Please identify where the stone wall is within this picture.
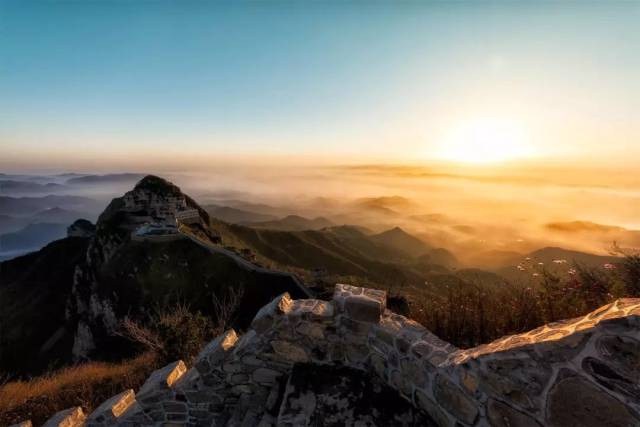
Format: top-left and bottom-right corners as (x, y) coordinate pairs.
(23, 284), (640, 427)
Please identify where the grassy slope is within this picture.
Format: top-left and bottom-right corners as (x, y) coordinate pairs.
(211, 219), (427, 284)
(0, 353), (158, 426)
(98, 237), (308, 329)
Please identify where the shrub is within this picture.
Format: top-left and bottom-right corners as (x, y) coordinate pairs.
(119, 304), (214, 365)
(118, 288), (243, 365)
(410, 251), (640, 348)
(622, 252), (640, 294)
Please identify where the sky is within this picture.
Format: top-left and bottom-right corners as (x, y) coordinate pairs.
(1, 0), (639, 171)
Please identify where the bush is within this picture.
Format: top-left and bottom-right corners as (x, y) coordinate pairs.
(118, 289), (243, 365)
(119, 304), (214, 365)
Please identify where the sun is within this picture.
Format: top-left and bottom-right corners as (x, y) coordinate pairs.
(437, 118), (533, 163)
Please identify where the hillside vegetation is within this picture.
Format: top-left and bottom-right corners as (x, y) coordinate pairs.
(210, 220), (434, 283)
(0, 353), (158, 427)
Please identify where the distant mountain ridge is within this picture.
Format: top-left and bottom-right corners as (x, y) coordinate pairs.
(65, 173), (145, 185)
(0, 196), (102, 256)
(32, 207), (89, 223)
(0, 180), (67, 194)
(205, 204), (278, 224)
(0, 195), (100, 216)
(247, 215), (334, 231)
(370, 226), (432, 257)
(0, 223), (68, 254)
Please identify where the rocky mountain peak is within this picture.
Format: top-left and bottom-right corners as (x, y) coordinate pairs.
(132, 175), (183, 197)
(67, 219), (96, 238)
(95, 176), (208, 234)
(67, 176), (211, 360)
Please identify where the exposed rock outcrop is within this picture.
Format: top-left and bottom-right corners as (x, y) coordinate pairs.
(32, 284), (640, 427)
(67, 219), (96, 238)
(67, 176), (211, 360)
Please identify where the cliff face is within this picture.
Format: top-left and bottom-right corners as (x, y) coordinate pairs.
(67, 176), (210, 360)
(0, 237), (90, 375)
(30, 284), (640, 427)
(63, 175), (304, 364)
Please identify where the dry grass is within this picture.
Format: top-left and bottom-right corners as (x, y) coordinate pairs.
(0, 353), (158, 426)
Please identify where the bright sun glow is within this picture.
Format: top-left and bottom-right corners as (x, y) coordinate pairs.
(437, 119), (533, 163)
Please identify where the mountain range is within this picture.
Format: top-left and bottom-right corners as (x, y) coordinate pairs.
(245, 215), (334, 231)
(0, 195), (102, 259)
(0, 175), (627, 378)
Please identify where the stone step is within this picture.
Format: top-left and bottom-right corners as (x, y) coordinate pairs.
(136, 360), (187, 406)
(42, 407), (86, 427)
(194, 329), (238, 376)
(86, 389), (136, 426)
(250, 293), (293, 333)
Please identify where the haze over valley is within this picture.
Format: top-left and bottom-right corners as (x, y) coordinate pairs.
(2, 163), (637, 264)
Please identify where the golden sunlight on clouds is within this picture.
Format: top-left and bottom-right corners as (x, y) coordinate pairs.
(435, 118), (534, 164)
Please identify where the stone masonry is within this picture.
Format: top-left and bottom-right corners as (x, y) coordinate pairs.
(23, 284), (640, 427)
